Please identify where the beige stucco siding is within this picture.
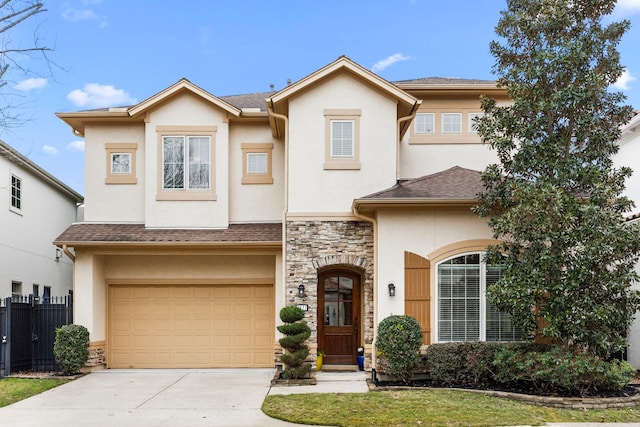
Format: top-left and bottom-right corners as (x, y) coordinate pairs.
(228, 123), (284, 222)
(83, 124), (145, 222)
(375, 209), (494, 343)
(287, 73), (398, 213)
(144, 93), (231, 228)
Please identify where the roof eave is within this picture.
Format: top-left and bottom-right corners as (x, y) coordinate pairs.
(54, 240), (283, 249)
(56, 111), (134, 137)
(353, 198), (478, 212)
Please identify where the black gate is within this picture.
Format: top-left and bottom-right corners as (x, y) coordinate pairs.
(0, 295), (73, 377)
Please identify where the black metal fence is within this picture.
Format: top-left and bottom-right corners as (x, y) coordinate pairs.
(0, 295), (73, 377)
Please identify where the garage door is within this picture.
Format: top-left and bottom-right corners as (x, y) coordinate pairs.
(108, 285), (274, 368)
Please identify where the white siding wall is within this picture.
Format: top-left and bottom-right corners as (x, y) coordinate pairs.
(0, 155), (79, 298)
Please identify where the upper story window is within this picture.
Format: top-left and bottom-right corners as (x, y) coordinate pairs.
(156, 126), (217, 201)
(330, 120), (354, 158)
(441, 113), (462, 134)
(11, 174), (21, 210)
(163, 136), (211, 190)
(437, 253), (524, 342)
(324, 109), (361, 170)
(12, 281), (22, 299)
(415, 113), (435, 134)
(468, 113), (484, 134)
(241, 143), (274, 184)
(105, 143), (137, 184)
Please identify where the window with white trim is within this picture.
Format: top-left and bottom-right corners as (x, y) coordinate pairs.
(468, 113), (484, 134)
(330, 120), (354, 158)
(415, 113), (435, 134)
(442, 113), (462, 134)
(323, 109), (361, 170)
(162, 136), (211, 190)
(11, 174), (21, 210)
(437, 253), (524, 342)
(247, 153), (268, 174)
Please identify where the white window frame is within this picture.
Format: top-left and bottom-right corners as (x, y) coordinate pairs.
(415, 113), (435, 134)
(468, 112), (484, 134)
(436, 252), (524, 343)
(247, 152), (268, 175)
(162, 135), (211, 191)
(323, 109), (361, 170)
(442, 113), (462, 134)
(156, 126), (217, 201)
(110, 153), (132, 175)
(11, 174), (21, 211)
(330, 120), (354, 158)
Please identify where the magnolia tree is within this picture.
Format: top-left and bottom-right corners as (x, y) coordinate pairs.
(474, 0), (640, 357)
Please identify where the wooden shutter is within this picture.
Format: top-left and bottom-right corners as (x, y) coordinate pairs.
(404, 251), (431, 344)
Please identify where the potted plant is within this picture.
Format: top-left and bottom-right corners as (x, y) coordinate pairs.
(316, 350), (325, 371)
(356, 347), (365, 371)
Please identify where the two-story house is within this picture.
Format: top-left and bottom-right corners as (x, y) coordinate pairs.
(57, 56), (627, 372)
(1, 140), (83, 302)
(615, 111), (640, 369)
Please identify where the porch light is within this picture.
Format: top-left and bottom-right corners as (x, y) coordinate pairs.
(298, 284), (306, 298)
(388, 282), (396, 297)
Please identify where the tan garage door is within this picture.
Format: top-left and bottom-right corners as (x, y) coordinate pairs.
(108, 285), (274, 368)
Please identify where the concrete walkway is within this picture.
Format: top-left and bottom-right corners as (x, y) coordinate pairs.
(0, 369), (330, 427)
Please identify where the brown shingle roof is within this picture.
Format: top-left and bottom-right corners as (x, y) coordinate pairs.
(54, 223), (282, 246)
(393, 77), (496, 86)
(219, 92), (272, 111)
(362, 166), (483, 200)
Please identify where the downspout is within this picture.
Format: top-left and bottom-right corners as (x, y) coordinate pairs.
(61, 244), (75, 262)
(352, 202), (379, 373)
(396, 101), (421, 181)
(267, 102), (289, 336)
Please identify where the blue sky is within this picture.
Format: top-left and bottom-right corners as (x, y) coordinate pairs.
(5, 0), (640, 195)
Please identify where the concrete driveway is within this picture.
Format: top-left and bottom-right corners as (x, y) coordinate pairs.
(0, 369), (315, 427)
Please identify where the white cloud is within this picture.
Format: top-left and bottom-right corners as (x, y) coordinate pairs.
(61, 1), (107, 26)
(66, 140), (85, 152)
(62, 7), (98, 22)
(41, 145), (59, 155)
(372, 53), (412, 72)
(15, 78), (48, 91)
(616, 0), (640, 15)
(67, 83), (136, 108)
(613, 69), (636, 91)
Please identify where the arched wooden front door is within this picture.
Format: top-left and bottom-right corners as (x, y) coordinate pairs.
(317, 270), (360, 365)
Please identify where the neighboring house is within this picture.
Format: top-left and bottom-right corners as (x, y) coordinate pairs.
(55, 56), (629, 371)
(1, 140), (83, 302)
(615, 111), (640, 369)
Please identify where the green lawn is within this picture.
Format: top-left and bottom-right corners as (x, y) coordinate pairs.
(0, 378), (69, 407)
(262, 389), (640, 427)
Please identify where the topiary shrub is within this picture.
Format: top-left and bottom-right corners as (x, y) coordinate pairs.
(277, 306), (312, 379)
(53, 324), (90, 375)
(375, 315), (422, 384)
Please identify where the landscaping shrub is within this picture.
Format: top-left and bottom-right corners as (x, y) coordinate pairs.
(375, 315), (422, 384)
(492, 346), (636, 396)
(53, 324), (90, 375)
(423, 342), (543, 388)
(277, 306), (312, 379)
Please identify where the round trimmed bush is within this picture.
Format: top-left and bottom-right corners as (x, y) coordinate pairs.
(53, 324), (90, 375)
(375, 315), (422, 384)
(277, 306), (312, 379)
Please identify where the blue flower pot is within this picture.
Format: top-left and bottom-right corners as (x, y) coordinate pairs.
(357, 355), (365, 371)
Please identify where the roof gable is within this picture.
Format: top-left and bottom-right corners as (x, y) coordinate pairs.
(268, 56), (417, 107)
(128, 78), (242, 118)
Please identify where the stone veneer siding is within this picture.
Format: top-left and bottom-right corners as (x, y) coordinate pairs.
(283, 220), (375, 369)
